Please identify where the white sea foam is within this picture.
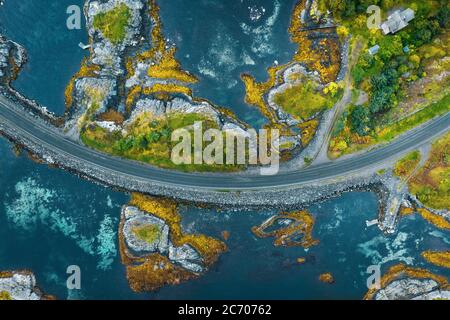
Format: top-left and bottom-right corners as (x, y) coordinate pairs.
(96, 215), (117, 270)
(198, 59), (218, 78)
(240, 0), (281, 57)
(4, 177), (117, 270)
(357, 232), (415, 266)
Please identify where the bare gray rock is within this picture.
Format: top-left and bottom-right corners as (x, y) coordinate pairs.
(122, 206), (170, 255)
(0, 271), (48, 300)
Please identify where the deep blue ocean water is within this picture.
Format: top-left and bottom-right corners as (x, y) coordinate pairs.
(0, 0), (88, 115)
(0, 0), (448, 300)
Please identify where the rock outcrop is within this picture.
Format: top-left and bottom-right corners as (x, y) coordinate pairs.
(0, 36), (26, 85)
(86, 0), (144, 75)
(0, 271), (54, 300)
(121, 205), (204, 273)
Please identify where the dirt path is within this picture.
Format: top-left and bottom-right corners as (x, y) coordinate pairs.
(313, 38), (365, 164)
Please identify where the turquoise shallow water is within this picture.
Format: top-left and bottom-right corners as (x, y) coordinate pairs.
(0, 0), (448, 300)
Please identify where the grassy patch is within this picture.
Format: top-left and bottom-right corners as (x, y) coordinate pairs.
(330, 94), (450, 158)
(93, 3), (131, 44)
(142, 84), (192, 98)
(80, 112), (242, 173)
(274, 81), (339, 121)
(376, 94), (450, 143)
(0, 291), (12, 300)
(132, 224), (162, 245)
(394, 151), (421, 178)
(409, 132), (450, 210)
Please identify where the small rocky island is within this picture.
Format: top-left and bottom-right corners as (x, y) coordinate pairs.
(364, 264), (450, 300)
(0, 271), (54, 300)
(119, 194), (226, 292)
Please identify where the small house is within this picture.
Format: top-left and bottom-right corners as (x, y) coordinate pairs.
(381, 8), (415, 35)
(368, 45), (380, 56)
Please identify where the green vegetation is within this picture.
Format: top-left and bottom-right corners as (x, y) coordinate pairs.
(394, 150), (421, 178)
(330, 93), (450, 156)
(376, 94), (450, 142)
(409, 132), (450, 210)
(0, 291), (12, 300)
(80, 112), (242, 172)
(327, 0), (449, 158)
(274, 80), (342, 121)
(93, 4), (131, 44)
(132, 224), (162, 245)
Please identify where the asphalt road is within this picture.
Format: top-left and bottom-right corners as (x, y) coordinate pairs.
(0, 95), (449, 191)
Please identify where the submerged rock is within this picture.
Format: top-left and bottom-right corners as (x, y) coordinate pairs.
(319, 272), (335, 284)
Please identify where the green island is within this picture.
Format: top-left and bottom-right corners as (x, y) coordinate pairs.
(0, 290), (12, 300)
(93, 3), (131, 44)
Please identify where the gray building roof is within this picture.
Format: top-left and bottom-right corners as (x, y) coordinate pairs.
(368, 45), (380, 55)
(381, 8), (415, 35)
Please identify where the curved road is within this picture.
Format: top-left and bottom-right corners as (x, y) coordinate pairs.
(0, 94), (449, 191)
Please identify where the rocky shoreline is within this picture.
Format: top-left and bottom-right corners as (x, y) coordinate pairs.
(0, 0), (446, 236)
(0, 270), (54, 300)
(119, 194), (227, 292)
(0, 94), (443, 235)
(364, 264), (450, 300)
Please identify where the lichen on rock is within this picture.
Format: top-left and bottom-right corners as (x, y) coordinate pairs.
(318, 272), (335, 284)
(119, 194), (227, 292)
(0, 35), (27, 86)
(422, 251), (450, 269)
(364, 263), (450, 300)
(0, 270), (55, 300)
(252, 210), (319, 248)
